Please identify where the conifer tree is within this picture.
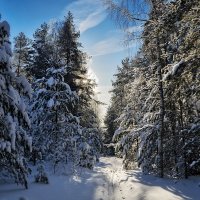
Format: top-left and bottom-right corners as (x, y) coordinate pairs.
(58, 12), (94, 114)
(13, 32), (33, 77)
(30, 15), (102, 170)
(31, 23), (54, 79)
(106, 0), (200, 178)
(58, 12), (102, 154)
(0, 20), (32, 188)
(31, 65), (80, 171)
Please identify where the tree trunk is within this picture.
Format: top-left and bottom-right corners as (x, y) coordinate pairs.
(179, 98), (188, 179)
(156, 36), (165, 178)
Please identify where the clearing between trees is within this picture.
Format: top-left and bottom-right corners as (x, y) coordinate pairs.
(0, 157), (199, 200)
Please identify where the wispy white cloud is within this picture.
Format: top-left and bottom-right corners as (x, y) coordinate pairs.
(108, 25), (143, 35)
(88, 37), (137, 57)
(79, 9), (106, 33)
(88, 38), (122, 56)
(63, 0), (107, 33)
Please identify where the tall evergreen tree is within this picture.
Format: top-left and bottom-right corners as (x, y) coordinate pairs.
(0, 20), (32, 188)
(106, 0), (200, 178)
(31, 65), (79, 170)
(13, 32), (33, 77)
(58, 12), (91, 110)
(29, 14), (102, 170)
(104, 58), (133, 144)
(58, 12), (102, 148)
(31, 23), (54, 79)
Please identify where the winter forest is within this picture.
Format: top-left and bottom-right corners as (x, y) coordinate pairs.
(0, 0), (199, 200)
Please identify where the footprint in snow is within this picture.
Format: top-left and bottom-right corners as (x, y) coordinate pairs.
(130, 186), (134, 190)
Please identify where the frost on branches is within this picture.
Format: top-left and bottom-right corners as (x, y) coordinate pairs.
(106, 0), (200, 178)
(31, 65), (99, 172)
(0, 20), (32, 188)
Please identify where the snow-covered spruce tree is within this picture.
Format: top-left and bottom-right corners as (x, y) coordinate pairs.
(58, 12), (82, 84)
(138, 0), (200, 178)
(31, 66), (80, 171)
(26, 22), (52, 165)
(105, 0), (161, 174)
(29, 14), (101, 170)
(13, 32), (33, 77)
(112, 55), (153, 170)
(74, 66), (102, 164)
(160, 0), (200, 177)
(104, 106), (118, 144)
(0, 20), (32, 188)
(106, 0), (200, 178)
(74, 65), (102, 164)
(134, 0), (199, 178)
(58, 12), (90, 112)
(58, 12), (102, 163)
(80, 102), (102, 166)
(31, 65), (101, 171)
(31, 23), (54, 79)
(104, 58), (133, 145)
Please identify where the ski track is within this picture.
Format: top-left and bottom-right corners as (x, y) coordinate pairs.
(94, 157), (200, 200)
(0, 157), (200, 200)
(96, 157), (134, 200)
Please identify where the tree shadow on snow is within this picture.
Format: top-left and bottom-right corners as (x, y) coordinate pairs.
(0, 167), (113, 200)
(60, 168), (113, 200)
(0, 186), (25, 194)
(96, 161), (112, 168)
(124, 169), (200, 200)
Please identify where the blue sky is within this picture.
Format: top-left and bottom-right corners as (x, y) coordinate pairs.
(1, 0), (140, 119)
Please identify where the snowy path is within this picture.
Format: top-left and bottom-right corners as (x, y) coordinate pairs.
(0, 157), (200, 200)
(94, 157), (200, 200)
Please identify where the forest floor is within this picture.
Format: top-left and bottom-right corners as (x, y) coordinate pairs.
(0, 157), (200, 200)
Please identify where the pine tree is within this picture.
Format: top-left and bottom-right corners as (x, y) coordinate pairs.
(13, 32), (33, 77)
(104, 105), (118, 143)
(28, 13), (102, 171)
(31, 23), (54, 79)
(106, 0), (200, 178)
(0, 20), (32, 188)
(58, 12), (102, 157)
(58, 12), (89, 111)
(58, 12), (82, 75)
(31, 65), (79, 170)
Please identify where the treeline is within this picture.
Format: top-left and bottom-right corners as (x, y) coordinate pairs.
(0, 12), (102, 188)
(105, 0), (200, 178)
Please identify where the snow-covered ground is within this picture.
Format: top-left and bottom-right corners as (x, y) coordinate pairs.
(0, 157), (200, 200)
